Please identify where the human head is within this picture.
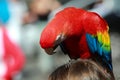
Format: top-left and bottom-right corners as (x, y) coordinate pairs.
(68, 59), (112, 80)
(49, 59), (113, 80)
(48, 62), (71, 80)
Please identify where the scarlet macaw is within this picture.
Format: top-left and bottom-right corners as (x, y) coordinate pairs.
(40, 7), (113, 71)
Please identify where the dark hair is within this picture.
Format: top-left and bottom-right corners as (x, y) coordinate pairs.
(49, 59), (113, 80)
(48, 62), (71, 80)
(68, 59), (112, 80)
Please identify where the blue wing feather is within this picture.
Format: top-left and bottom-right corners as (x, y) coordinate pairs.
(86, 33), (112, 70)
(86, 34), (97, 53)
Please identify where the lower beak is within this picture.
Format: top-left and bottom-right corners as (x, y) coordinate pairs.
(44, 48), (55, 55)
(44, 45), (58, 55)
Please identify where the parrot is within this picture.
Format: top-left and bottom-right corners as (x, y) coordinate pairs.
(40, 7), (113, 74)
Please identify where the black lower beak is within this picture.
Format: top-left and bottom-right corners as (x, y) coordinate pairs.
(44, 45), (58, 55)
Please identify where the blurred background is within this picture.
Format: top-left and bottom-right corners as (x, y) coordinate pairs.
(0, 0), (120, 80)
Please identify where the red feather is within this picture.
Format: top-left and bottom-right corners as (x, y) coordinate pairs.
(40, 7), (115, 78)
(40, 7), (108, 59)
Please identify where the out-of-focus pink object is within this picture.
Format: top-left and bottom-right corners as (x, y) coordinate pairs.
(0, 27), (25, 80)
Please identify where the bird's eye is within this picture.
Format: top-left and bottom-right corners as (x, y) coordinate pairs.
(55, 33), (66, 46)
(55, 34), (62, 45)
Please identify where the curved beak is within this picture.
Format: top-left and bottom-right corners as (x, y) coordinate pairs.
(44, 46), (57, 55)
(44, 33), (66, 55)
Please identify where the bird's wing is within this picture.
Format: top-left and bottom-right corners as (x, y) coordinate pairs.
(86, 30), (112, 70)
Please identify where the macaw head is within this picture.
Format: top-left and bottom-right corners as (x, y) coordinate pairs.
(40, 17), (67, 55)
(40, 7), (85, 55)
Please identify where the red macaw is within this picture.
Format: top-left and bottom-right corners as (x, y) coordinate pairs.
(40, 7), (113, 72)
